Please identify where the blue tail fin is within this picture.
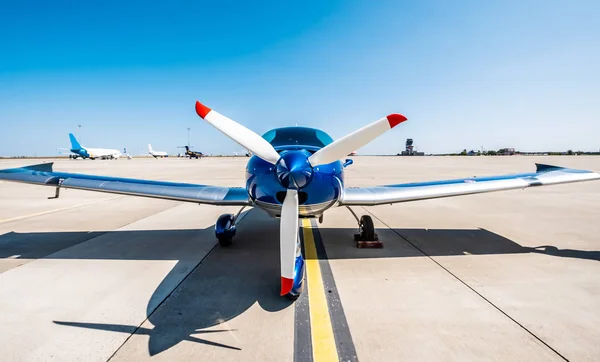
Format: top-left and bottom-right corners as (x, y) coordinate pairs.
(69, 133), (82, 150)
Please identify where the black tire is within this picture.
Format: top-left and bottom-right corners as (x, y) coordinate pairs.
(218, 236), (233, 247)
(360, 215), (375, 241)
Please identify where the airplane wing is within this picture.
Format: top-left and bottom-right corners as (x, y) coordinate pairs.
(339, 163), (600, 206)
(0, 163), (250, 205)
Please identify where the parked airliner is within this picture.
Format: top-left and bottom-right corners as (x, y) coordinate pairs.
(148, 144), (168, 158)
(67, 134), (122, 160)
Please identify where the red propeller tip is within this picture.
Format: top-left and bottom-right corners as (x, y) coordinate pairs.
(195, 101), (212, 119)
(387, 114), (408, 128)
(280, 277), (294, 296)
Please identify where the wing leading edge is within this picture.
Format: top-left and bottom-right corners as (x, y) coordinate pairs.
(0, 163), (250, 205)
(340, 163), (600, 206)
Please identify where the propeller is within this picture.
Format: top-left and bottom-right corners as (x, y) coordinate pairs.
(195, 101), (280, 164)
(308, 114), (407, 166)
(195, 100), (406, 296)
(279, 189), (299, 295)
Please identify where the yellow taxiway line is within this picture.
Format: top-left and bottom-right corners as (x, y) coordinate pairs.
(301, 218), (339, 361)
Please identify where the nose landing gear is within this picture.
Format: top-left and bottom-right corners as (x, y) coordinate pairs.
(285, 238), (305, 300)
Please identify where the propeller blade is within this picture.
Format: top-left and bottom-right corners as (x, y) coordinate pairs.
(195, 101), (281, 164)
(308, 114), (407, 166)
(280, 189), (299, 296)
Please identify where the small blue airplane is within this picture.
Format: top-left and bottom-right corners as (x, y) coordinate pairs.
(1, 101), (599, 298)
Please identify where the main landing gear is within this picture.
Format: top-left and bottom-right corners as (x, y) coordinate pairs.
(215, 206), (247, 247)
(346, 207), (382, 248)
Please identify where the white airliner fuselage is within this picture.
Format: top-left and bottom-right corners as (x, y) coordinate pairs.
(85, 148), (121, 159)
(148, 144), (168, 158)
(68, 133), (122, 160)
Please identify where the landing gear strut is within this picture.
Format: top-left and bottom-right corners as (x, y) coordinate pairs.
(347, 207), (382, 248)
(215, 206), (246, 247)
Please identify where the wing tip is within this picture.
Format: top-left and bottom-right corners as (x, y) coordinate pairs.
(195, 101), (212, 119)
(280, 277), (293, 296)
(535, 163), (563, 173)
(387, 114), (408, 128)
(23, 162), (54, 172)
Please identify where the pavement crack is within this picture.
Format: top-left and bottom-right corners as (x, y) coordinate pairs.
(364, 208), (570, 362)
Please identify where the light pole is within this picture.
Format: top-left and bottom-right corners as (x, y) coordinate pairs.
(78, 124), (82, 144)
(187, 128), (191, 148)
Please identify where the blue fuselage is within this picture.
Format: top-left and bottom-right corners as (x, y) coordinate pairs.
(245, 127), (344, 217)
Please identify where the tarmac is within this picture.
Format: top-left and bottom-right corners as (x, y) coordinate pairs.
(0, 156), (599, 362)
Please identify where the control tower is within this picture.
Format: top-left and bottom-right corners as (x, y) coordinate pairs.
(405, 138), (414, 155)
(400, 138), (424, 156)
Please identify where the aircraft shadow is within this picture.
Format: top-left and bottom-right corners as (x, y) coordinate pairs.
(318, 224), (600, 262)
(1, 209), (598, 356)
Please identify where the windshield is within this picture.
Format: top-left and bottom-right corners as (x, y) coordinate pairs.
(262, 127), (334, 150)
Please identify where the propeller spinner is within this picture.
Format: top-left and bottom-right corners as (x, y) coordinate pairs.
(276, 151), (314, 189)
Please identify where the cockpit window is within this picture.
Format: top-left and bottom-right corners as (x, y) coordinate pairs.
(262, 127), (334, 149)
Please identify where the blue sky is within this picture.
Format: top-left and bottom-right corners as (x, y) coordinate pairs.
(1, 0), (599, 156)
